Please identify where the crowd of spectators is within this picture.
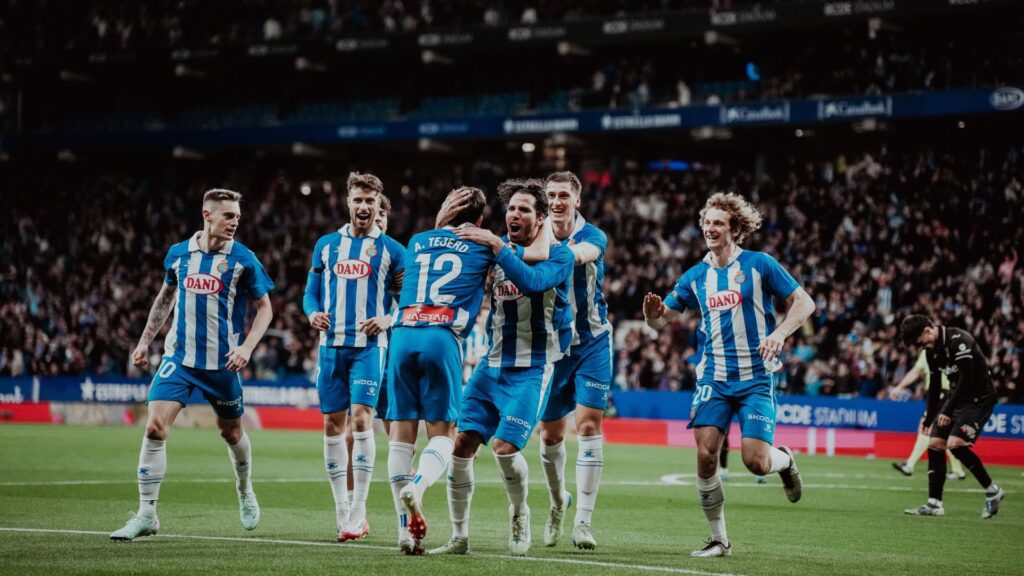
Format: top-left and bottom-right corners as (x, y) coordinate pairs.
(6, 2), (1020, 135)
(2, 1), (815, 56)
(2, 141), (1023, 405)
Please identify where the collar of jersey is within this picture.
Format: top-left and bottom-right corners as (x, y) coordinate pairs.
(188, 231), (234, 254)
(702, 245), (743, 268)
(339, 224), (382, 239)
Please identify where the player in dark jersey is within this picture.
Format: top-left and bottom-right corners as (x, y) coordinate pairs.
(899, 315), (1005, 519)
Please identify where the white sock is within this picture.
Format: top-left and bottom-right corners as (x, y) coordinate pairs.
(494, 451), (529, 516)
(448, 455), (475, 539)
(324, 434), (350, 526)
(227, 431), (253, 495)
(575, 435), (603, 525)
(388, 441), (415, 531)
(349, 430), (375, 524)
(540, 440), (567, 508)
(137, 437), (166, 517)
(697, 475), (727, 545)
(411, 435), (454, 497)
(928, 497), (943, 507)
(768, 446), (793, 474)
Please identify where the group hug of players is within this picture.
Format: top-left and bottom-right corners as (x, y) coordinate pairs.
(108, 171), (1006, 559)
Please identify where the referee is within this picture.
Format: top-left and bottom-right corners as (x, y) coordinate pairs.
(899, 315), (1005, 519)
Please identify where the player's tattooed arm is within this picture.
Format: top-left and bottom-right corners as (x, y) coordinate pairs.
(131, 284), (177, 366)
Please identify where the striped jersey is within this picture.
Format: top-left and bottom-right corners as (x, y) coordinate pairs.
(304, 224), (405, 348)
(162, 232), (275, 370)
(559, 214), (611, 346)
(394, 226), (496, 339)
(486, 241), (575, 368)
(664, 246), (799, 382)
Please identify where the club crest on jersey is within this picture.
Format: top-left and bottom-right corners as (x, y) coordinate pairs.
(494, 279), (523, 301)
(333, 259), (371, 279)
(734, 270), (746, 284)
(216, 260), (229, 274)
(706, 289), (742, 312)
(365, 245), (378, 258)
(184, 273), (224, 295)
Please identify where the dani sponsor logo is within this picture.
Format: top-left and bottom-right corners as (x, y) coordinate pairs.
(184, 273), (223, 295)
(333, 259), (371, 279)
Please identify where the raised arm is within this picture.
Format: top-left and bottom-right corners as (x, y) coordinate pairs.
(131, 283), (177, 367)
(643, 292), (681, 330)
(521, 223), (551, 263)
(569, 242), (602, 266)
(493, 245), (573, 294)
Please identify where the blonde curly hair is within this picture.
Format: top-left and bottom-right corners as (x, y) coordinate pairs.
(699, 192), (763, 245)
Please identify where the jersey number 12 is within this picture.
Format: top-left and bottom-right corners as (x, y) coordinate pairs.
(414, 253), (462, 305)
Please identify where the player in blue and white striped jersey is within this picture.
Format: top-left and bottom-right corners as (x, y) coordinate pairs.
(303, 172), (406, 542)
(643, 192), (815, 558)
(536, 171), (613, 551)
(111, 189), (275, 542)
(387, 186), (520, 555)
(429, 179), (575, 558)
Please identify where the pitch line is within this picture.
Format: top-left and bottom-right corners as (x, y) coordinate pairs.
(0, 527), (744, 576)
(0, 476), (1013, 495)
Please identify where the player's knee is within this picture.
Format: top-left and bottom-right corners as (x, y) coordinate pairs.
(351, 410), (373, 432)
(453, 433), (478, 458)
(219, 426), (242, 445)
(323, 413), (345, 436)
(492, 440), (520, 456)
(145, 421), (169, 441)
(742, 453), (771, 476)
(928, 437), (946, 451)
(540, 427), (564, 445)
(576, 418), (601, 437)
(948, 439), (969, 452)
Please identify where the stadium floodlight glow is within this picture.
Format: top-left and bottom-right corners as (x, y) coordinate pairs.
(295, 57), (326, 72)
(172, 146), (203, 160)
(300, 183), (312, 196)
(522, 142), (536, 153)
(557, 41), (590, 57)
(291, 142), (325, 156)
(173, 64), (207, 78)
(58, 69), (92, 82)
(420, 50), (453, 65)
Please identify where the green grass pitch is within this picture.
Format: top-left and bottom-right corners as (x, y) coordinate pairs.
(1, 424), (1021, 576)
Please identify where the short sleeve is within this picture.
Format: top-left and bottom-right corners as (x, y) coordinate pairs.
(577, 226), (608, 256)
(914, 350), (928, 372)
(664, 272), (699, 313)
(163, 248), (179, 285)
(388, 238), (406, 276)
(759, 254), (799, 300)
(310, 237), (327, 273)
(244, 254), (276, 300)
